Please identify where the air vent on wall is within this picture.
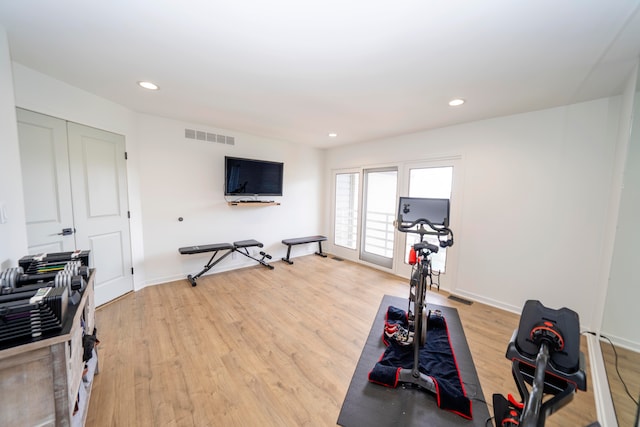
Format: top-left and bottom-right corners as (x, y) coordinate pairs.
(184, 128), (235, 145)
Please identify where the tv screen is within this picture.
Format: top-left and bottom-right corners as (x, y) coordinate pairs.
(224, 156), (284, 196)
(397, 197), (450, 226)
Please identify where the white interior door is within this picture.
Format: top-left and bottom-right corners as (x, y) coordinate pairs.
(67, 122), (133, 306)
(17, 109), (76, 253)
(17, 108), (133, 305)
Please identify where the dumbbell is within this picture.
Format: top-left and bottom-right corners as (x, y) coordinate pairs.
(53, 272), (85, 291)
(0, 267), (23, 289)
(63, 261), (89, 279)
(0, 265), (87, 291)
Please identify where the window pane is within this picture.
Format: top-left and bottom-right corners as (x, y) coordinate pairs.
(335, 173), (359, 249)
(409, 167), (452, 198)
(406, 167), (453, 272)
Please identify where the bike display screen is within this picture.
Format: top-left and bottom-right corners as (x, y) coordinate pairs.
(397, 197), (450, 226)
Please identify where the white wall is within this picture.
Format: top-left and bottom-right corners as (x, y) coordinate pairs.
(325, 97), (623, 330)
(602, 88), (640, 350)
(0, 26), (28, 269)
(136, 113), (324, 286)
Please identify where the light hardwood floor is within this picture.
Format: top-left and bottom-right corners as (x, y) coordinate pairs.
(601, 341), (640, 427)
(87, 255), (597, 426)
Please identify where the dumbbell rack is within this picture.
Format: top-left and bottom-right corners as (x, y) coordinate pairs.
(0, 266), (98, 427)
(0, 286), (69, 344)
(0, 251), (91, 345)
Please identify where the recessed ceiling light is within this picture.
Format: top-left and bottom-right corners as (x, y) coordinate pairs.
(138, 81), (159, 90)
(449, 98), (465, 107)
(328, 133), (338, 138)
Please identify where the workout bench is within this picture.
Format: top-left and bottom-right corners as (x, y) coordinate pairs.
(179, 239), (274, 287)
(281, 235), (327, 264)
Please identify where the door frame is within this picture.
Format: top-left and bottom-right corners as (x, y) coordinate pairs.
(328, 155), (463, 292)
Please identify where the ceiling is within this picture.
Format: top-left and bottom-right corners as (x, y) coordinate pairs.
(1, 1), (640, 148)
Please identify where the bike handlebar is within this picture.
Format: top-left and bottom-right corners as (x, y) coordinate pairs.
(396, 215), (454, 248)
(396, 216), (442, 233)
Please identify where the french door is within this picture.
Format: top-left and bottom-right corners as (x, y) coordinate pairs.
(331, 158), (460, 291)
(359, 167), (398, 268)
(396, 159), (459, 284)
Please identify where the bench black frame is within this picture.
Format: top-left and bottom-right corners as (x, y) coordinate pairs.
(179, 240), (273, 286)
(281, 235), (327, 264)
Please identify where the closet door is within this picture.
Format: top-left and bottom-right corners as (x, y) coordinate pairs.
(17, 108), (133, 305)
(67, 122), (133, 305)
(17, 109), (76, 253)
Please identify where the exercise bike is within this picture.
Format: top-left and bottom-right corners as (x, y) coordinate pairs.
(393, 197), (455, 392)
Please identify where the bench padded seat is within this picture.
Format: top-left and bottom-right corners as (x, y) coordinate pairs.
(233, 239), (264, 248)
(281, 235), (327, 245)
(179, 243), (234, 255)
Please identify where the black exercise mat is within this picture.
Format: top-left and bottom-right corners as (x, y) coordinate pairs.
(337, 295), (491, 426)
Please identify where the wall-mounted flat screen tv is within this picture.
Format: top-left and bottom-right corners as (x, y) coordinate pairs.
(224, 156), (284, 196)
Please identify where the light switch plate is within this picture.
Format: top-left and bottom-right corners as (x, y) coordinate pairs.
(0, 202), (8, 224)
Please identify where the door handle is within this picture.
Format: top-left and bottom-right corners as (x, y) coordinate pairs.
(58, 228), (75, 236)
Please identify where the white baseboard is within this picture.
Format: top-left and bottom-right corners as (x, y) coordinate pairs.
(599, 331), (640, 354)
(588, 333), (618, 427)
(449, 288), (521, 315)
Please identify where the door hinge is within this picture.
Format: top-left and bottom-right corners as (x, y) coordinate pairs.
(127, 211), (130, 219)
(124, 151), (128, 160)
(131, 267), (134, 275)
